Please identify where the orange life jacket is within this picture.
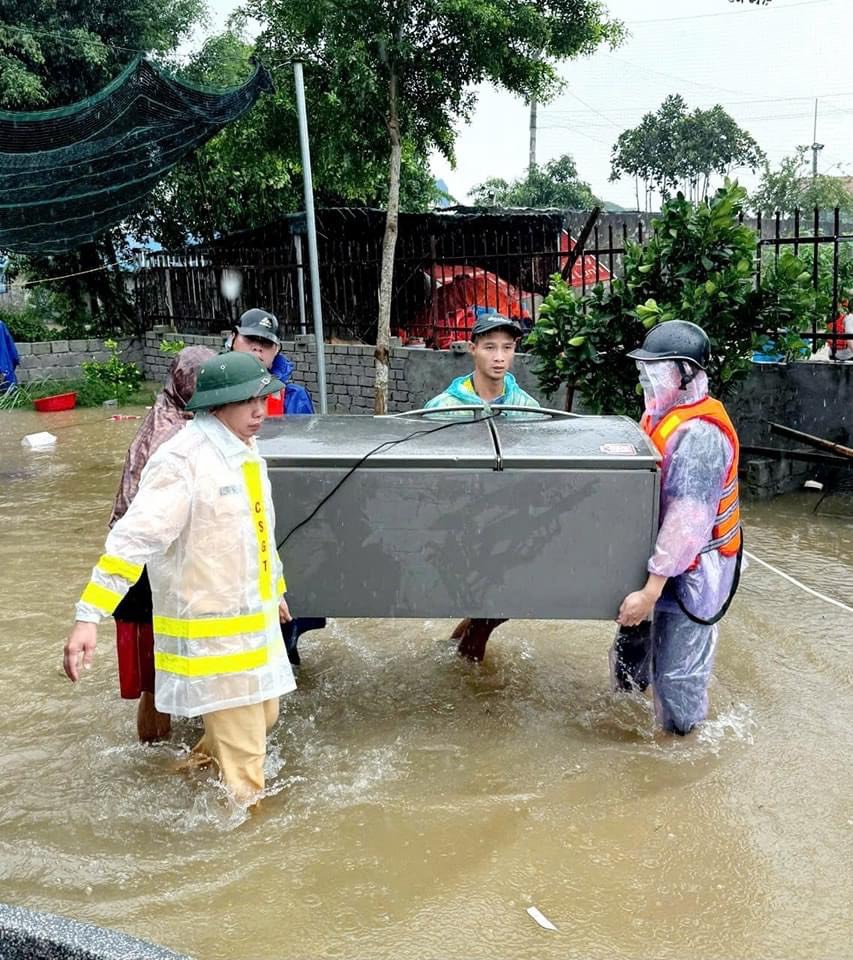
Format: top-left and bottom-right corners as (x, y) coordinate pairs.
(641, 397), (741, 559)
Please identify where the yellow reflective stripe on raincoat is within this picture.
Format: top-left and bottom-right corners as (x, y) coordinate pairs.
(155, 645), (269, 677)
(153, 610), (274, 639)
(80, 581), (123, 614)
(96, 554), (143, 583)
(276, 575), (286, 596)
(242, 460), (273, 602)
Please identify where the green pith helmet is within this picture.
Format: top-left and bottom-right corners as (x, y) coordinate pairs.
(186, 352), (285, 411)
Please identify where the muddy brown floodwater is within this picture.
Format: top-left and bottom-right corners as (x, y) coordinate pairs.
(1, 408), (850, 960)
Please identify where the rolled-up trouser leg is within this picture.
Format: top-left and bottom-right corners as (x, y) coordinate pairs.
(115, 620), (142, 699)
(193, 698), (280, 803)
(610, 621), (652, 692)
(651, 609), (718, 736)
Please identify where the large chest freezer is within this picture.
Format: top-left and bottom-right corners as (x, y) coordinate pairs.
(258, 410), (660, 620)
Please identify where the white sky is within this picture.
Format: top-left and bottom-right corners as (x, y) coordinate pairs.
(203, 0), (850, 209)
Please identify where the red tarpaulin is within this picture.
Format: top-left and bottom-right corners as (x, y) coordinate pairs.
(401, 235), (611, 347)
(559, 230), (612, 287)
(404, 265), (535, 348)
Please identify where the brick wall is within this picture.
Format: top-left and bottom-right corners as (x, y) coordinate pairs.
(143, 329), (550, 414)
(15, 337), (143, 383)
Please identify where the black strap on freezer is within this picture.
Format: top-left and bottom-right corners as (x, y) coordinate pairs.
(275, 413), (498, 551)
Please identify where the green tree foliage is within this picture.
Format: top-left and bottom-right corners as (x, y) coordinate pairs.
(749, 146), (853, 217)
(0, 0), (204, 108)
(752, 251), (814, 361)
(246, 0), (624, 411)
(526, 182), (815, 417)
(469, 155), (599, 209)
(135, 27), (441, 248)
(610, 95), (765, 210)
(0, 0), (205, 333)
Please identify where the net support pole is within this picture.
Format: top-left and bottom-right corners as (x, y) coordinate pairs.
(293, 61), (328, 414)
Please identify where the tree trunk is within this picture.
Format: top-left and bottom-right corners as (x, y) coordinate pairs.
(375, 71), (402, 415)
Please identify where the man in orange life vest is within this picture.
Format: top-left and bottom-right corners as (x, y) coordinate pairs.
(612, 320), (742, 736)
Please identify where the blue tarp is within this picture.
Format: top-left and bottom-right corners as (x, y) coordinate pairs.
(271, 353), (314, 414)
(0, 320), (19, 390)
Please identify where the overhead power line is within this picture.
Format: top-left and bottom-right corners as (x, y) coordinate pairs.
(544, 92), (853, 117)
(563, 90), (621, 128)
(537, 124), (612, 146)
(0, 21), (148, 55)
(625, 0), (831, 26)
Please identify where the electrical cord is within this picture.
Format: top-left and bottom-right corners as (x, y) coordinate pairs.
(275, 412), (498, 551)
(675, 530), (744, 626)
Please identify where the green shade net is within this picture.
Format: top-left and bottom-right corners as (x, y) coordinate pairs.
(0, 57), (272, 254)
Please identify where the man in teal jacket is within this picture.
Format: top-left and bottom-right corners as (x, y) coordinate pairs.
(425, 313), (539, 659)
(424, 314), (539, 416)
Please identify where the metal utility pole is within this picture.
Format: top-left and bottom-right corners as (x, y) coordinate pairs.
(811, 98), (824, 181)
(293, 61), (328, 414)
(528, 97), (537, 173)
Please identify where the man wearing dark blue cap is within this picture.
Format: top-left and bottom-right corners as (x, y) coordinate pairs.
(425, 314), (540, 660)
(228, 308), (315, 415)
(424, 314), (539, 416)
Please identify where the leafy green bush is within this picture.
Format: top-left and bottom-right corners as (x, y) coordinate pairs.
(526, 277), (641, 416)
(0, 286), (125, 342)
(81, 338), (144, 404)
(160, 338), (186, 354)
(527, 181), (822, 417)
(0, 287), (88, 341)
(0, 308), (51, 342)
(753, 251), (814, 360)
(29, 286), (88, 332)
(760, 243), (853, 343)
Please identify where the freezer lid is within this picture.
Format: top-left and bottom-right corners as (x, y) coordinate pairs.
(492, 415), (659, 470)
(258, 414), (498, 468)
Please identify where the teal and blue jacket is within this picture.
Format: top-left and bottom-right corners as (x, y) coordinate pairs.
(424, 372), (540, 417)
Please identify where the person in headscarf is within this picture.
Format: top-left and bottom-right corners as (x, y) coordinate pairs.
(611, 320), (742, 736)
(110, 345), (215, 742)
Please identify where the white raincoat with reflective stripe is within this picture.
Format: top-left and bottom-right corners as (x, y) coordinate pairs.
(75, 413), (295, 717)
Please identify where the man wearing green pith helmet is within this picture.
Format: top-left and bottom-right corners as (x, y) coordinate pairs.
(64, 352), (296, 805)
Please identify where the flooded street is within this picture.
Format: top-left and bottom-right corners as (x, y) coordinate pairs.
(1, 408), (850, 960)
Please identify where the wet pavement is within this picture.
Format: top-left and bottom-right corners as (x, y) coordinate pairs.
(0, 408), (850, 960)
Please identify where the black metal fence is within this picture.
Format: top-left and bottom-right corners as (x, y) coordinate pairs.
(134, 211), (644, 344)
(134, 248), (305, 338)
(135, 206), (853, 359)
(754, 207), (853, 358)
